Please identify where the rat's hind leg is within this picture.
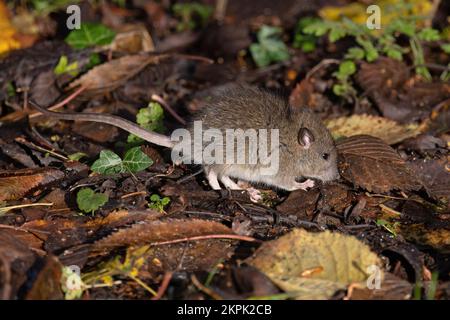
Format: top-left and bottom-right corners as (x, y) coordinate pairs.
(204, 166), (221, 190)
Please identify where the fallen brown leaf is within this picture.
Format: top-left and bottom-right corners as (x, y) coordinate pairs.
(337, 135), (422, 193)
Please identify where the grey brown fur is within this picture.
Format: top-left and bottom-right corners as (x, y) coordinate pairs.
(189, 85), (338, 191)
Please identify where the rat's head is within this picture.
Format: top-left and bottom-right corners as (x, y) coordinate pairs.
(277, 108), (339, 190)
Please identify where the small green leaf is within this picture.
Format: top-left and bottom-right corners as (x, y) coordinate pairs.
(54, 55), (79, 77)
(150, 194), (160, 202)
(91, 150), (124, 174)
(386, 48), (403, 60)
(332, 84), (347, 96)
(6, 81), (15, 97)
(441, 43), (450, 54)
(65, 23), (116, 49)
(303, 21), (330, 37)
(329, 27), (347, 42)
(417, 28), (441, 42)
(338, 61), (356, 78)
(293, 17), (320, 52)
(127, 102), (165, 143)
(68, 152), (87, 161)
(76, 187), (108, 214)
(389, 20), (416, 37)
(376, 219), (398, 237)
(345, 47), (365, 60)
(87, 52), (101, 69)
(122, 147), (153, 173)
(148, 194), (170, 212)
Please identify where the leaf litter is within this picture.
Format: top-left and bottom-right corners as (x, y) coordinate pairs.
(0, 0), (449, 300)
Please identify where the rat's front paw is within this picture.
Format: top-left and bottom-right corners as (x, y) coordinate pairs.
(293, 178), (315, 191)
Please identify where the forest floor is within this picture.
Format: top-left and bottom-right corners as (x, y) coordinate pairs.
(0, 0), (449, 300)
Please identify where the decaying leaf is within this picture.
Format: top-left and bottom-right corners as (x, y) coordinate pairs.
(408, 157), (450, 203)
(92, 219), (238, 276)
(247, 229), (383, 300)
(337, 135), (422, 193)
(356, 57), (450, 122)
(93, 218), (234, 252)
(25, 255), (64, 300)
(67, 53), (170, 94)
(326, 114), (421, 145)
(0, 167), (64, 201)
(399, 224), (450, 254)
(0, 229), (38, 299)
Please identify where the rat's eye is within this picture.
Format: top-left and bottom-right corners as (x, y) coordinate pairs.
(322, 153), (329, 160)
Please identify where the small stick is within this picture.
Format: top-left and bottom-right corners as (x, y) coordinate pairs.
(15, 137), (68, 161)
(149, 234), (259, 246)
(151, 271), (173, 300)
(151, 94), (186, 125)
(29, 86), (86, 119)
(191, 274), (223, 300)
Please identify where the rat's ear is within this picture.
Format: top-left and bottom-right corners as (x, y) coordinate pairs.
(298, 127), (315, 149)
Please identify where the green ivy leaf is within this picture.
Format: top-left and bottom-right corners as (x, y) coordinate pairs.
(417, 28), (441, 42)
(76, 187), (108, 214)
(122, 147), (153, 173)
(249, 44), (271, 67)
(65, 23), (116, 49)
(250, 25), (290, 68)
(91, 150), (123, 174)
(128, 102), (165, 143)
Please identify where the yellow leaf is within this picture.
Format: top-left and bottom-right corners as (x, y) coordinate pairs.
(248, 229), (383, 300)
(0, 1), (20, 54)
(326, 114), (421, 145)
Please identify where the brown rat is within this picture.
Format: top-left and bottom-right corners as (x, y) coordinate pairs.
(29, 85), (339, 195)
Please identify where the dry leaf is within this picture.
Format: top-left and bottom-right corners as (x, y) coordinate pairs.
(67, 53), (169, 94)
(92, 219), (238, 276)
(337, 135), (422, 193)
(326, 114), (421, 145)
(92, 218), (233, 253)
(0, 167), (64, 201)
(399, 224), (450, 254)
(247, 229), (383, 299)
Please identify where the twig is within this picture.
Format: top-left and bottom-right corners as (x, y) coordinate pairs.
(15, 137), (68, 161)
(29, 85), (86, 119)
(191, 274), (223, 300)
(151, 271), (173, 300)
(121, 191), (148, 199)
(150, 234), (259, 247)
(151, 94), (186, 125)
(306, 59), (340, 79)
